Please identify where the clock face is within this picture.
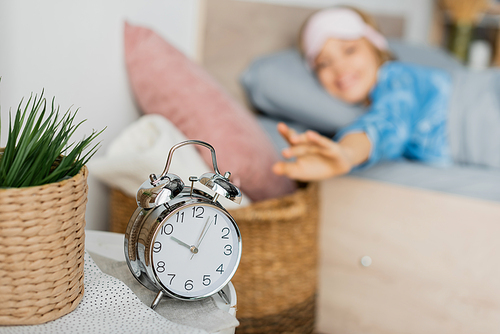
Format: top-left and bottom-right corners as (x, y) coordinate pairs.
(151, 203), (241, 299)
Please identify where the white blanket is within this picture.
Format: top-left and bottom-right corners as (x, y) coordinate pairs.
(89, 115), (250, 209)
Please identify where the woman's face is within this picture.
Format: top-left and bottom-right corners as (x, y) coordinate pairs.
(314, 37), (380, 104)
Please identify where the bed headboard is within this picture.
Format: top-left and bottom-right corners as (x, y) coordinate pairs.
(200, 0), (406, 106)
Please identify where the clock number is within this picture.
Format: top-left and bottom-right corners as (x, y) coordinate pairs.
(167, 273), (176, 285)
(192, 206), (204, 218)
(216, 264), (224, 275)
(156, 261), (165, 273)
(221, 227), (230, 239)
(203, 275), (211, 286)
(185, 280), (194, 291)
(213, 214), (218, 225)
(161, 224), (173, 235)
(224, 244), (232, 256)
(153, 241), (162, 253)
(176, 211), (184, 223)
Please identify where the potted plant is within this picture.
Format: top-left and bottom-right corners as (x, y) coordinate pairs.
(0, 89), (103, 325)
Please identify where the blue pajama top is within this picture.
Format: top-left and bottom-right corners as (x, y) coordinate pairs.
(335, 61), (453, 168)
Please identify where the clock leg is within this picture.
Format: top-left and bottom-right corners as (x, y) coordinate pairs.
(218, 289), (230, 304)
(150, 290), (165, 310)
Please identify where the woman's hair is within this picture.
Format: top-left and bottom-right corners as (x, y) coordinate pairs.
(298, 6), (395, 67)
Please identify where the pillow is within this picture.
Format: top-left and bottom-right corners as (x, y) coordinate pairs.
(240, 42), (464, 135)
(124, 22), (296, 202)
(240, 49), (366, 136)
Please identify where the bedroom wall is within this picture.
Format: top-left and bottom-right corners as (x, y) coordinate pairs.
(0, 0), (201, 231)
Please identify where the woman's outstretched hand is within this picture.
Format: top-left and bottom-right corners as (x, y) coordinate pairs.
(272, 123), (371, 181)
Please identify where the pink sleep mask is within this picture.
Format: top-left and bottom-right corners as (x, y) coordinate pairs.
(302, 8), (388, 67)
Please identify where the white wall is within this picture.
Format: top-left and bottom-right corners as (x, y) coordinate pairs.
(238, 0), (434, 44)
(0, 0), (201, 231)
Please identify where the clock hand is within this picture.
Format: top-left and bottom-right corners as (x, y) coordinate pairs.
(193, 216), (211, 248)
(191, 216), (214, 260)
(197, 218), (213, 249)
(170, 236), (198, 254)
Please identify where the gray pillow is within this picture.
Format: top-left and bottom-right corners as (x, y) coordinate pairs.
(240, 40), (463, 135)
(240, 49), (365, 136)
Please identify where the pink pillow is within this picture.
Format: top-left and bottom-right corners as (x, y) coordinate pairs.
(124, 22), (296, 201)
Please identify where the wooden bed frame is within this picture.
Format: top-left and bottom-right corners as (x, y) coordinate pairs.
(199, 1), (500, 333)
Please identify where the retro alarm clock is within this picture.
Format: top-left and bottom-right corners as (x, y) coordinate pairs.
(124, 140), (242, 309)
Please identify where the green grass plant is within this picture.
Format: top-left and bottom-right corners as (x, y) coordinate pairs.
(0, 90), (104, 188)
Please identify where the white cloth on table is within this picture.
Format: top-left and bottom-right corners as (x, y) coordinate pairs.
(88, 114), (251, 209)
(0, 252), (214, 334)
(87, 251), (239, 334)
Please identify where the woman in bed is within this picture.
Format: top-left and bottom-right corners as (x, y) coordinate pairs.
(272, 7), (500, 181)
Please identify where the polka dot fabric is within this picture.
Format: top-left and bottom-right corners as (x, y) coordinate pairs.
(0, 252), (207, 334)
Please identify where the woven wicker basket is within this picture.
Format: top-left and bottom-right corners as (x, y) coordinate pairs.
(109, 182), (319, 333)
(0, 165), (88, 325)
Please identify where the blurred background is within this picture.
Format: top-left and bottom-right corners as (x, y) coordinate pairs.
(1, 0), (499, 231)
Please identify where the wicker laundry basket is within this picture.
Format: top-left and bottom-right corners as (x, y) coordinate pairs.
(109, 182), (319, 333)
(0, 166), (88, 325)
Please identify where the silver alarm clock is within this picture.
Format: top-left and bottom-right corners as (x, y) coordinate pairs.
(124, 140), (242, 309)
